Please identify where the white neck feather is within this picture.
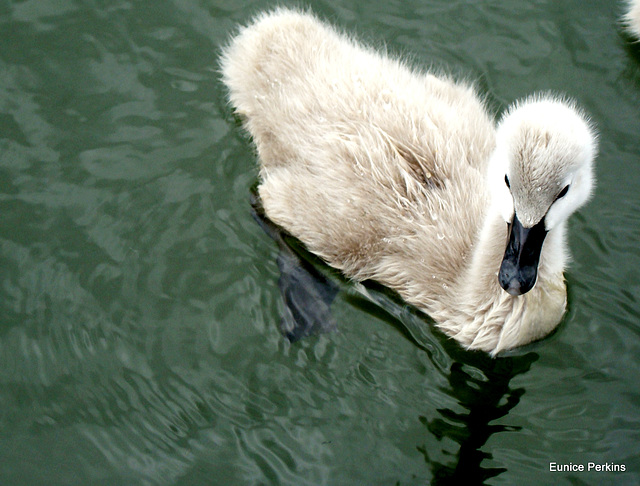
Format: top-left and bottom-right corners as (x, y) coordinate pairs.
(445, 201), (569, 354)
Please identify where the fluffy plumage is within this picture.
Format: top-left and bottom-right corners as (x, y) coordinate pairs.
(220, 9), (597, 355)
(624, 0), (640, 39)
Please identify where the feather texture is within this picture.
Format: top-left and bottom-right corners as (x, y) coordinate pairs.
(221, 9), (597, 355)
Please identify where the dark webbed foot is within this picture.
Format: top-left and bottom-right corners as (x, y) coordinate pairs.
(250, 189), (339, 341)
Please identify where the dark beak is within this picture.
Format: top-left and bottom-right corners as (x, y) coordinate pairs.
(498, 214), (548, 296)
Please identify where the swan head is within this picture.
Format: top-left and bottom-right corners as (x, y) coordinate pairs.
(488, 95), (597, 296)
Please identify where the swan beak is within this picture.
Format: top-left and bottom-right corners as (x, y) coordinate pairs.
(498, 214), (548, 296)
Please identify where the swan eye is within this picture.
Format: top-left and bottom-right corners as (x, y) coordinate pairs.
(505, 175), (511, 189)
(556, 185), (570, 201)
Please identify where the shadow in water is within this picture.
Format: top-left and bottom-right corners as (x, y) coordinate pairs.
(418, 350), (538, 485)
(619, 28), (640, 90)
(620, 26), (640, 61)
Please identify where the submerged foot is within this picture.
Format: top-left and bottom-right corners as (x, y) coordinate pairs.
(250, 190), (339, 341)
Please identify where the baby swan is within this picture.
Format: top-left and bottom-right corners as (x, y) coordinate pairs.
(221, 9), (597, 355)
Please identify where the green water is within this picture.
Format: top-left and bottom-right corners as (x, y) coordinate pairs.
(1, 0), (639, 484)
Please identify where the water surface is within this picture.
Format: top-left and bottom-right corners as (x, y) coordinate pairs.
(1, 0), (639, 484)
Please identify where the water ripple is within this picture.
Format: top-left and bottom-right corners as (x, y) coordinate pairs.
(1, 0), (639, 484)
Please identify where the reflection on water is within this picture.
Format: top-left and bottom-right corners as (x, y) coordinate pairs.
(338, 276), (542, 484)
(1, 0), (640, 484)
(419, 354), (537, 484)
